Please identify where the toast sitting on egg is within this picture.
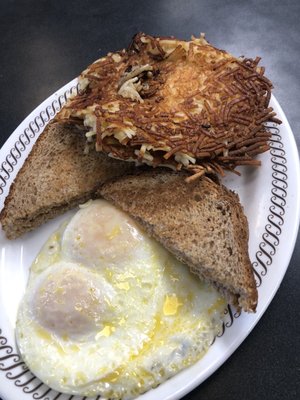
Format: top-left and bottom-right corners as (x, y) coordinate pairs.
(0, 122), (135, 239)
(100, 169), (258, 312)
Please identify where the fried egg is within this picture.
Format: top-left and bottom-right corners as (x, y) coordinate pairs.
(16, 199), (226, 399)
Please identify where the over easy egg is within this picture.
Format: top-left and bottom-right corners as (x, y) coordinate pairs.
(16, 199), (225, 399)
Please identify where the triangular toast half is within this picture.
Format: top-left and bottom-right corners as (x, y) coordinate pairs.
(100, 169), (258, 312)
(0, 123), (135, 239)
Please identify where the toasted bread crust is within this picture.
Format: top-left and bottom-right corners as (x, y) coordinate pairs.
(0, 122), (135, 239)
(100, 169), (258, 312)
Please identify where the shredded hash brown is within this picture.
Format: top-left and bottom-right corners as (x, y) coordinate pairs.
(57, 33), (281, 179)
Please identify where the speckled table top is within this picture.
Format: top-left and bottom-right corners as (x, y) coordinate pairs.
(0, 1), (299, 400)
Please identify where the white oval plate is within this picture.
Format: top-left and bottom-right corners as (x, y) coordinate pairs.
(0, 80), (299, 400)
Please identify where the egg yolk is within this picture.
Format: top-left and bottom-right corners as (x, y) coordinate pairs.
(32, 262), (114, 339)
(61, 200), (145, 269)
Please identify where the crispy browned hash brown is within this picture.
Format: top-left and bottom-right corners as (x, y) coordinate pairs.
(57, 33), (281, 180)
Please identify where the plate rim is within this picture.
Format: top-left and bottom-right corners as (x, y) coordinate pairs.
(0, 80), (299, 400)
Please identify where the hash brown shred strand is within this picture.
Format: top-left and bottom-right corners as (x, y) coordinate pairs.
(57, 33), (281, 178)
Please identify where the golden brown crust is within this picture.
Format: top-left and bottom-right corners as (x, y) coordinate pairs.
(57, 33), (280, 179)
(100, 169), (258, 312)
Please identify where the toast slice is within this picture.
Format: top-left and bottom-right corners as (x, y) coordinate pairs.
(0, 122), (135, 239)
(100, 169), (258, 312)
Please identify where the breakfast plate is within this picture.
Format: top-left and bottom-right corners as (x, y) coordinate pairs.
(0, 79), (299, 400)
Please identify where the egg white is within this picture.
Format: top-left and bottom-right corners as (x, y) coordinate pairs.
(16, 199), (225, 399)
